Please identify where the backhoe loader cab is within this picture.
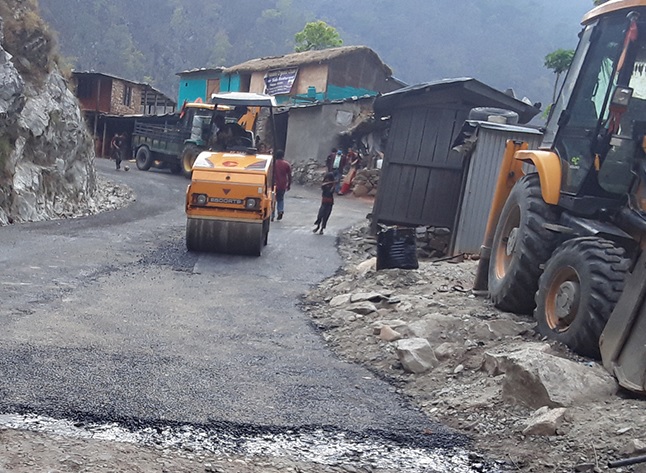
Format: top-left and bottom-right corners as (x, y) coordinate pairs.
(477, 0), (646, 376)
(185, 92), (277, 256)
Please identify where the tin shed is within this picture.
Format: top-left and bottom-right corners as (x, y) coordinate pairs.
(452, 121), (543, 255)
(370, 78), (540, 243)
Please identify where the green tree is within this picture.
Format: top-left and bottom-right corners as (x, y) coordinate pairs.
(544, 48), (574, 102)
(294, 20), (342, 52)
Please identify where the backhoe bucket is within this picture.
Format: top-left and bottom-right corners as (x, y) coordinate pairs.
(600, 250), (646, 393)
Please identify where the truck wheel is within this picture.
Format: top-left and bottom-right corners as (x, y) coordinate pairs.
(488, 173), (559, 314)
(181, 144), (200, 179)
(135, 147), (153, 171)
(534, 237), (629, 359)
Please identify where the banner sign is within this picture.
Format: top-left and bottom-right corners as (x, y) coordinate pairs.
(264, 68), (298, 95)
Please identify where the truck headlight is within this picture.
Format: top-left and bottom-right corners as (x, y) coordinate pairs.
(192, 193), (208, 206)
(245, 198), (259, 209)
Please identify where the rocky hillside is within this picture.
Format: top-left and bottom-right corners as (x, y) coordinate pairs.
(0, 0), (96, 225)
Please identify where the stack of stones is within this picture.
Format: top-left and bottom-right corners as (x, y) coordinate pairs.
(291, 159), (325, 187)
(351, 169), (380, 197)
(344, 223), (453, 261)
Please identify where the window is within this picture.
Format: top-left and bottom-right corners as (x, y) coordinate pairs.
(76, 78), (92, 99)
(123, 85), (132, 106)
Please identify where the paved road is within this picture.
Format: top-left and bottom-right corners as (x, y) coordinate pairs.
(0, 158), (471, 468)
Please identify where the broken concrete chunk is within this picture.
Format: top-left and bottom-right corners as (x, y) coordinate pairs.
(406, 313), (464, 343)
(469, 318), (533, 341)
(350, 292), (386, 303)
(394, 338), (439, 374)
(379, 326), (403, 342)
(346, 301), (378, 315)
(433, 342), (466, 361)
(355, 257), (376, 276)
(371, 319), (408, 335)
(522, 406), (567, 436)
(622, 439), (646, 455)
(329, 294), (352, 307)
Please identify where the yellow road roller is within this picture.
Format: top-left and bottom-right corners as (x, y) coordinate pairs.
(185, 92), (277, 256)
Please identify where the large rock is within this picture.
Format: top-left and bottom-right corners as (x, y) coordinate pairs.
(483, 344), (617, 408)
(394, 338), (439, 374)
(0, 7), (97, 226)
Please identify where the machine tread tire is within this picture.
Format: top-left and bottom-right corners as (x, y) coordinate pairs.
(489, 173), (559, 314)
(181, 144), (201, 179)
(135, 146), (153, 171)
(534, 237), (629, 359)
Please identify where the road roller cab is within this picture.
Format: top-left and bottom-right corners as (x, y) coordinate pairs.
(185, 93), (277, 256)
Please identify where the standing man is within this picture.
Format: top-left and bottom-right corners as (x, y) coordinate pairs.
(272, 149), (292, 221)
(331, 149), (345, 194)
(325, 147), (338, 173)
(111, 133), (125, 170)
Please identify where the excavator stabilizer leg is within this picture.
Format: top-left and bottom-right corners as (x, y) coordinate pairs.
(600, 250), (646, 393)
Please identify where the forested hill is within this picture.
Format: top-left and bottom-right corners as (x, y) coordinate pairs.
(38, 0), (592, 108)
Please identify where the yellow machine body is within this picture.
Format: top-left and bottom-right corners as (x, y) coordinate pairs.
(185, 150), (274, 256)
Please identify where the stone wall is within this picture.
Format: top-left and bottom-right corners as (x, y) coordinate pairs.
(110, 80), (142, 115)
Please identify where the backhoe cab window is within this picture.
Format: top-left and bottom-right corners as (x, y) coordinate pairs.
(568, 21), (624, 129)
(598, 20), (646, 195)
(555, 14), (638, 196)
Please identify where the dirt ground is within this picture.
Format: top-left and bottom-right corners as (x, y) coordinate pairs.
(300, 223), (646, 473)
(1, 178), (646, 472)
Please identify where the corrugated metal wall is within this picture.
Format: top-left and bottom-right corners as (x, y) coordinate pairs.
(452, 126), (543, 255)
(372, 105), (469, 229)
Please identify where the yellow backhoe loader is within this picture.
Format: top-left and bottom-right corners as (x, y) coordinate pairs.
(474, 0), (646, 393)
(185, 92), (276, 256)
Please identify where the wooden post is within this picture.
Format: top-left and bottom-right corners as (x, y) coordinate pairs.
(101, 120), (107, 158)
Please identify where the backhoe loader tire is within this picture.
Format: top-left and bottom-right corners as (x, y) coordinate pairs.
(135, 146), (153, 171)
(488, 173), (559, 314)
(534, 237), (629, 359)
(181, 144), (201, 179)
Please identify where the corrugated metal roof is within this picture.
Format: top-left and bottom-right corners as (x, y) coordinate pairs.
(176, 67), (226, 76)
(374, 78), (541, 124)
(287, 94), (375, 109)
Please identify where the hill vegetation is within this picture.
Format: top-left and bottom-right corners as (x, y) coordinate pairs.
(37, 0), (592, 107)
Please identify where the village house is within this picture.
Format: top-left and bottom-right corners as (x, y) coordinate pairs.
(220, 45), (402, 105)
(218, 46), (404, 162)
(72, 71), (176, 157)
(176, 67), (225, 105)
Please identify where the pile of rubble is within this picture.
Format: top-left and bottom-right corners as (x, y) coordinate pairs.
(350, 168), (380, 197)
(303, 222), (646, 472)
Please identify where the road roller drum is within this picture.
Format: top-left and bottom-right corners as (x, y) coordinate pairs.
(186, 218), (265, 256)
